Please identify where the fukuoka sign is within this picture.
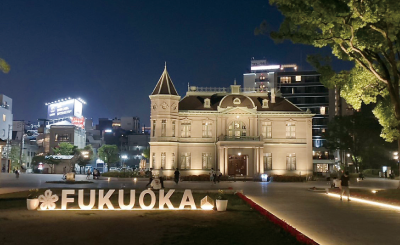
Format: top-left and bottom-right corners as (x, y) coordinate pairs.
(35, 189), (199, 210)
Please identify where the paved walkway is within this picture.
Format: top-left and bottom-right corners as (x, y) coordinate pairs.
(1, 173), (400, 244)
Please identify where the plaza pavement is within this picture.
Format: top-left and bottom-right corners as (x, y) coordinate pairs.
(1, 173), (400, 245)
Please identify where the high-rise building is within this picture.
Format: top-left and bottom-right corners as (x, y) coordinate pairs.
(243, 59), (335, 173)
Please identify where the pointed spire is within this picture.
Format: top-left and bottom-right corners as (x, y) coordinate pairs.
(234, 78), (237, 85)
(151, 64), (178, 96)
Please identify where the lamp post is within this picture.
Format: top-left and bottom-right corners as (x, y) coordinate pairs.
(121, 154), (128, 168)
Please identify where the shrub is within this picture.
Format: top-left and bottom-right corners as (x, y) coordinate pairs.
(102, 171), (140, 178)
(363, 169), (380, 176)
(271, 175), (306, 182)
(180, 174), (229, 181)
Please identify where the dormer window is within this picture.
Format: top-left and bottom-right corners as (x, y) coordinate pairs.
(262, 99), (269, 108)
(233, 98), (241, 105)
(204, 98), (211, 108)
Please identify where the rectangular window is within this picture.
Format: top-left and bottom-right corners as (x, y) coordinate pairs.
(286, 122), (296, 139)
(295, 76), (301, 82)
(202, 122), (212, 138)
(152, 120), (156, 137)
(263, 153), (272, 171)
(181, 122), (191, 138)
(171, 153), (175, 168)
(172, 121), (176, 137)
(161, 152), (166, 168)
(2, 114), (5, 122)
(161, 120), (166, 137)
(280, 77), (291, 84)
(180, 153), (191, 169)
(55, 133), (70, 142)
(286, 153), (296, 170)
(152, 153), (156, 167)
(262, 122), (272, 139)
(202, 153), (212, 169)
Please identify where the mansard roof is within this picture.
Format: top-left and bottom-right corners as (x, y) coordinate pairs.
(151, 65), (178, 96)
(179, 94), (301, 112)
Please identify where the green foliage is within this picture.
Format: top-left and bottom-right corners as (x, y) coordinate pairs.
(0, 58), (10, 73)
(324, 107), (395, 170)
(31, 154), (61, 170)
(53, 142), (76, 155)
(75, 145), (94, 167)
(98, 144), (119, 167)
(142, 148), (150, 159)
(9, 146), (20, 170)
(265, 0), (400, 142)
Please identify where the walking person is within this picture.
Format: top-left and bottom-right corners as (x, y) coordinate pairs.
(210, 168), (215, 183)
(174, 168), (180, 185)
(14, 168), (20, 178)
(86, 168), (91, 180)
(340, 171), (351, 201)
(145, 168), (153, 188)
(216, 169), (221, 183)
(159, 167), (165, 189)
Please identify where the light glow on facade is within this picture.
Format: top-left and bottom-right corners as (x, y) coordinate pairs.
(251, 65), (281, 71)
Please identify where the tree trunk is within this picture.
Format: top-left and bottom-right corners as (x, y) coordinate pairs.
(398, 138), (400, 189)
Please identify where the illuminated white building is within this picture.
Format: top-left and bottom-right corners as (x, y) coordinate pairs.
(149, 65), (314, 178)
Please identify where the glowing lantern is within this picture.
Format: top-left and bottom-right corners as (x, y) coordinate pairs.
(201, 196), (214, 210)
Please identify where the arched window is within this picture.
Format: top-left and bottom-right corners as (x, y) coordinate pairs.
(228, 121), (246, 138)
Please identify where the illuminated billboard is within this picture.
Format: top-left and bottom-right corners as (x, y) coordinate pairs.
(47, 99), (83, 120)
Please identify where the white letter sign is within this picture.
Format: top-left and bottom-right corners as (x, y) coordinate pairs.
(61, 190), (75, 210)
(78, 189), (96, 210)
(159, 189), (175, 209)
(139, 190), (156, 210)
(118, 189), (136, 210)
(179, 189), (196, 210)
(98, 189), (115, 210)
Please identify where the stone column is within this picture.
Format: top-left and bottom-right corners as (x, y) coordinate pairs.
(224, 147), (228, 175)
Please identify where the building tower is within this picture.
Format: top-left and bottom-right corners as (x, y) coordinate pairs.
(149, 64), (180, 173)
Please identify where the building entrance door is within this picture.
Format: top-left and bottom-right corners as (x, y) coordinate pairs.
(228, 155), (247, 176)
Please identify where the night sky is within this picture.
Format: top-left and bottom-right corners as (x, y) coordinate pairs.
(0, 0), (350, 126)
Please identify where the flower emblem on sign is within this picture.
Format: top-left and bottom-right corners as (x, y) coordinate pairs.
(38, 190), (59, 210)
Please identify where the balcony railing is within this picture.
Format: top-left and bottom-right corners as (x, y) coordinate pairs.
(221, 136), (261, 141)
(187, 86), (269, 93)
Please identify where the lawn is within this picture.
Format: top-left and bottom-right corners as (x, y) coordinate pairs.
(0, 189), (303, 245)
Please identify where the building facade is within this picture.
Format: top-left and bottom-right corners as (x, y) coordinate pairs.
(150, 66), (314, 177)
(243, 59), (335, 173)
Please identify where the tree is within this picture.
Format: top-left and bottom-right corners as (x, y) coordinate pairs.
(142, 148), (150, 159)
(262, 0), (400, 186)
(0, 58), (10, 73)
(53, 142), (77, 155)
(9, 146), (21, 171)
(325, 106), (394, 172)
(32, 154), (61, 174)
(75, 145), (94, 174)
(98, 145), (119, 172)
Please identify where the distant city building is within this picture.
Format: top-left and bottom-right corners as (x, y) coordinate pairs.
(0, 94), (13, 172)
(150, 65), (314, 177)
(11, 120), (39, 170)
(242, 58), (336, 173)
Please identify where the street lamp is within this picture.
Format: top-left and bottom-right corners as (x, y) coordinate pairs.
(121, 154), (128, 168)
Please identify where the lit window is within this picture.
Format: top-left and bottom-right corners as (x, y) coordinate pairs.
(204, 98), (210, 108)
(171, 153), (175, 168)
(2, 114), (5, 122)
(172, 121), (176, 137)
(228, 121), (246, 138)
(152, 153), (156, 167)
(262, 121), (272, 139)
(161, 120), (166, 137)
(286, 153), (296, 170)
(202, 121), (212, 138)
(233, 98), (241, 105)
(161, 152), (166, 168)
(320, 106), (326, 115)
(55, 134), (70, 142)
(180, 152), (191, 169)
(295, 76), (301, 82)
(263, 153), (272, 171)
(202, 153), (212, 169)
(152, 120), (156, 137)
(286, 121), (296, 139)
(280, 77), (291, 84)
(262, 99), (269, 108)
(181, 121), (191, 138)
